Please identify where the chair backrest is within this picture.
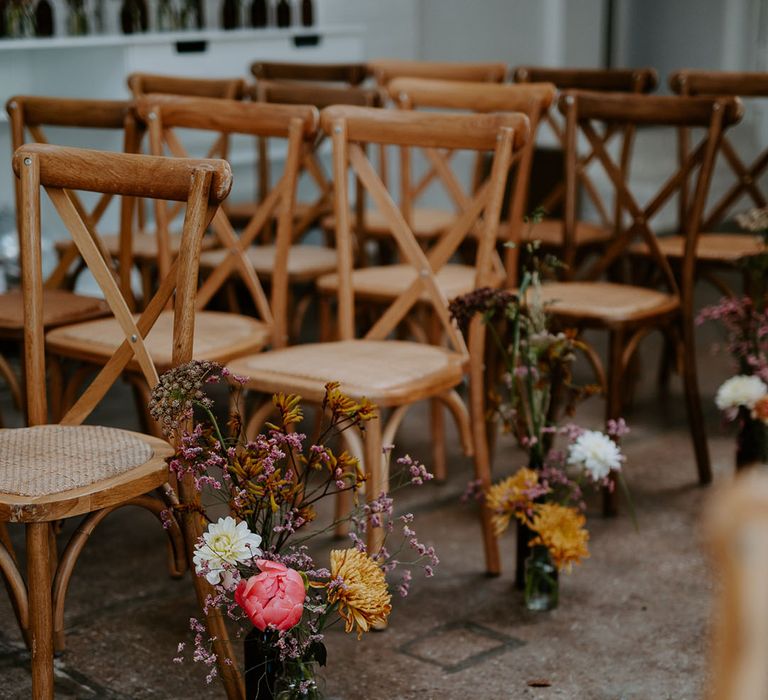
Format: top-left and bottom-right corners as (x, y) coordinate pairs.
(127, 73), (247, 163)
(559, 90), (742, 305)
(387, 78), (556, 285)
(368, 59), (507, 86)
(249, 80), (383, 232)
(512, 66), (659, 264)
(6, 95), (141, 298)
(670, 70), (768, 231)
(135, 94), (319, 348)
(250, 61), (368, 85)
(321, 105), (529, 357)
(13, 143), (231, 426)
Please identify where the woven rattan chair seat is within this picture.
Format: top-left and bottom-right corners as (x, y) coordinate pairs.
(45, 310), (270, 370)
(630, 233), (766, 263)
(228, 339), (466, 406)
(200, 244), (337, 283)
(0, 425), (172, 521)
(0, 289), (108, 338)
(539, 281), (679, 323)
(316, 263), (493, 303)
(322, 206), (456, 240)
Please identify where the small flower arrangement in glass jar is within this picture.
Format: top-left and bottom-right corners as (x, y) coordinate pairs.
(150, 362), (438, 698)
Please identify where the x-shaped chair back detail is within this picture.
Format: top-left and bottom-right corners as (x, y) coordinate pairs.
(671, 70), (768, 230)
(6, 96), (142, 298)
(250, 80), (383, 238)
(14, 143), (232, 428)
(387, 78), (556, 285)
(513, 66), (658, 268)
(559, 91), (743, 305)
(321, 106), (528, 359)
(135, 94), (319, 349)
(250, 60), (369, 85)
(128, 72), (247, 162)
(368, 60), (507, 191)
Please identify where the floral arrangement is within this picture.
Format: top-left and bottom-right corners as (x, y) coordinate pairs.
(149, 362), (437, 698)
(451, 239), (631, 608)
(698, 207), (768, 466)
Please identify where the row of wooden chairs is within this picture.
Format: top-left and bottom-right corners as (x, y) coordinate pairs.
(0, 63), (757, 699)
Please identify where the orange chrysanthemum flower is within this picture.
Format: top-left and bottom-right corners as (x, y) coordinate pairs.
(486, 468), (544, 536)
(327, 549), (392, 638)
(528, 503), (589, 572)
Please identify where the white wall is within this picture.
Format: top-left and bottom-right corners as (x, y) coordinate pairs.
(317, 0), (420, 60)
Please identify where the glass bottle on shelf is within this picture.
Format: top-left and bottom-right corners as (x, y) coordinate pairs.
(120, 0), (147, 33)
(4, 0), (36, 37)
(300, 0), (311, 26)
(275, 0), (289, 27)
(221, 0), (239, 29)
(249, 0), (265, 27)
(67, 0), (89, 35)
(156, 0), (175, 31)
(34, 0), (53, 35)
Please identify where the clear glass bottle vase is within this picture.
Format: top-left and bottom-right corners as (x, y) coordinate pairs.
(524, 545), (559, 611)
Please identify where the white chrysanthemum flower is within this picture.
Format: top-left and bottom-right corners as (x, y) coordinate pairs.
(193, 516), (262, 585)
(568, 430), (624, 481)
(715, 375), (768, 412)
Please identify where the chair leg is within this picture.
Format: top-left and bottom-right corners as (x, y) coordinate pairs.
(27, 522), (55, 699)
(468, 319), (501, 575)
(178, 506), (244, 700)
(603, 329), (625, 517)
(428, 314), (447, 481)
(677, 321), (712, 484)
(364, 408), (386, 555)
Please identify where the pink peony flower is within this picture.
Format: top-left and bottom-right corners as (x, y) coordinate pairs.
(235, 560), (305, 632)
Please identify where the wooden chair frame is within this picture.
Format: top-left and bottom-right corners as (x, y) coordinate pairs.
(512, 66), (658, 271)
(249, 80), (383, 240)
(135, 93), (319, 350)
(671, 70), (768, 230)
(2, 143), (241, 699)
(250, 60), (368, 85)
(324, 106), (522, 552)
(556, 90), (743, 509)
(6, 96), (142, 299)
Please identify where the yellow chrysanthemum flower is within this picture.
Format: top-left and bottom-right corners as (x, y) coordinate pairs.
(327, 549), (392, 638)
(486, 468), (542, 536)
(528, 503), (589, 572)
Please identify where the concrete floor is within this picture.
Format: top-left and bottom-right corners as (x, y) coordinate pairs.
(0, 294), (741, 699)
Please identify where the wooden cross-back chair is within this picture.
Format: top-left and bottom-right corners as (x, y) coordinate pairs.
(315, 79), (546, 508)
(43, 96), (316, 430)
(245, 80), (383, 339)
(0, 143), (239, 699)
(512, 66), (658, 273)
(226, 106), (525, 561)
(1, 96), (137, 420)
(329, 59), (510, 245)
(636, 70), (768, 293)
(126, 72), (248, 292)
(250, 60), (368, 85)
(535, 91), (743, 514)
(136, 93), (319, 348)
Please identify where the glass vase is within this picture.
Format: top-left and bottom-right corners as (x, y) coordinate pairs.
(244, 629), (324, 700)
(736, 411), (768, 469)
(524, 545), (559, 611)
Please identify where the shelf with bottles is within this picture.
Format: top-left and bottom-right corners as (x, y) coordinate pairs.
(0, 0), (320, 40)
